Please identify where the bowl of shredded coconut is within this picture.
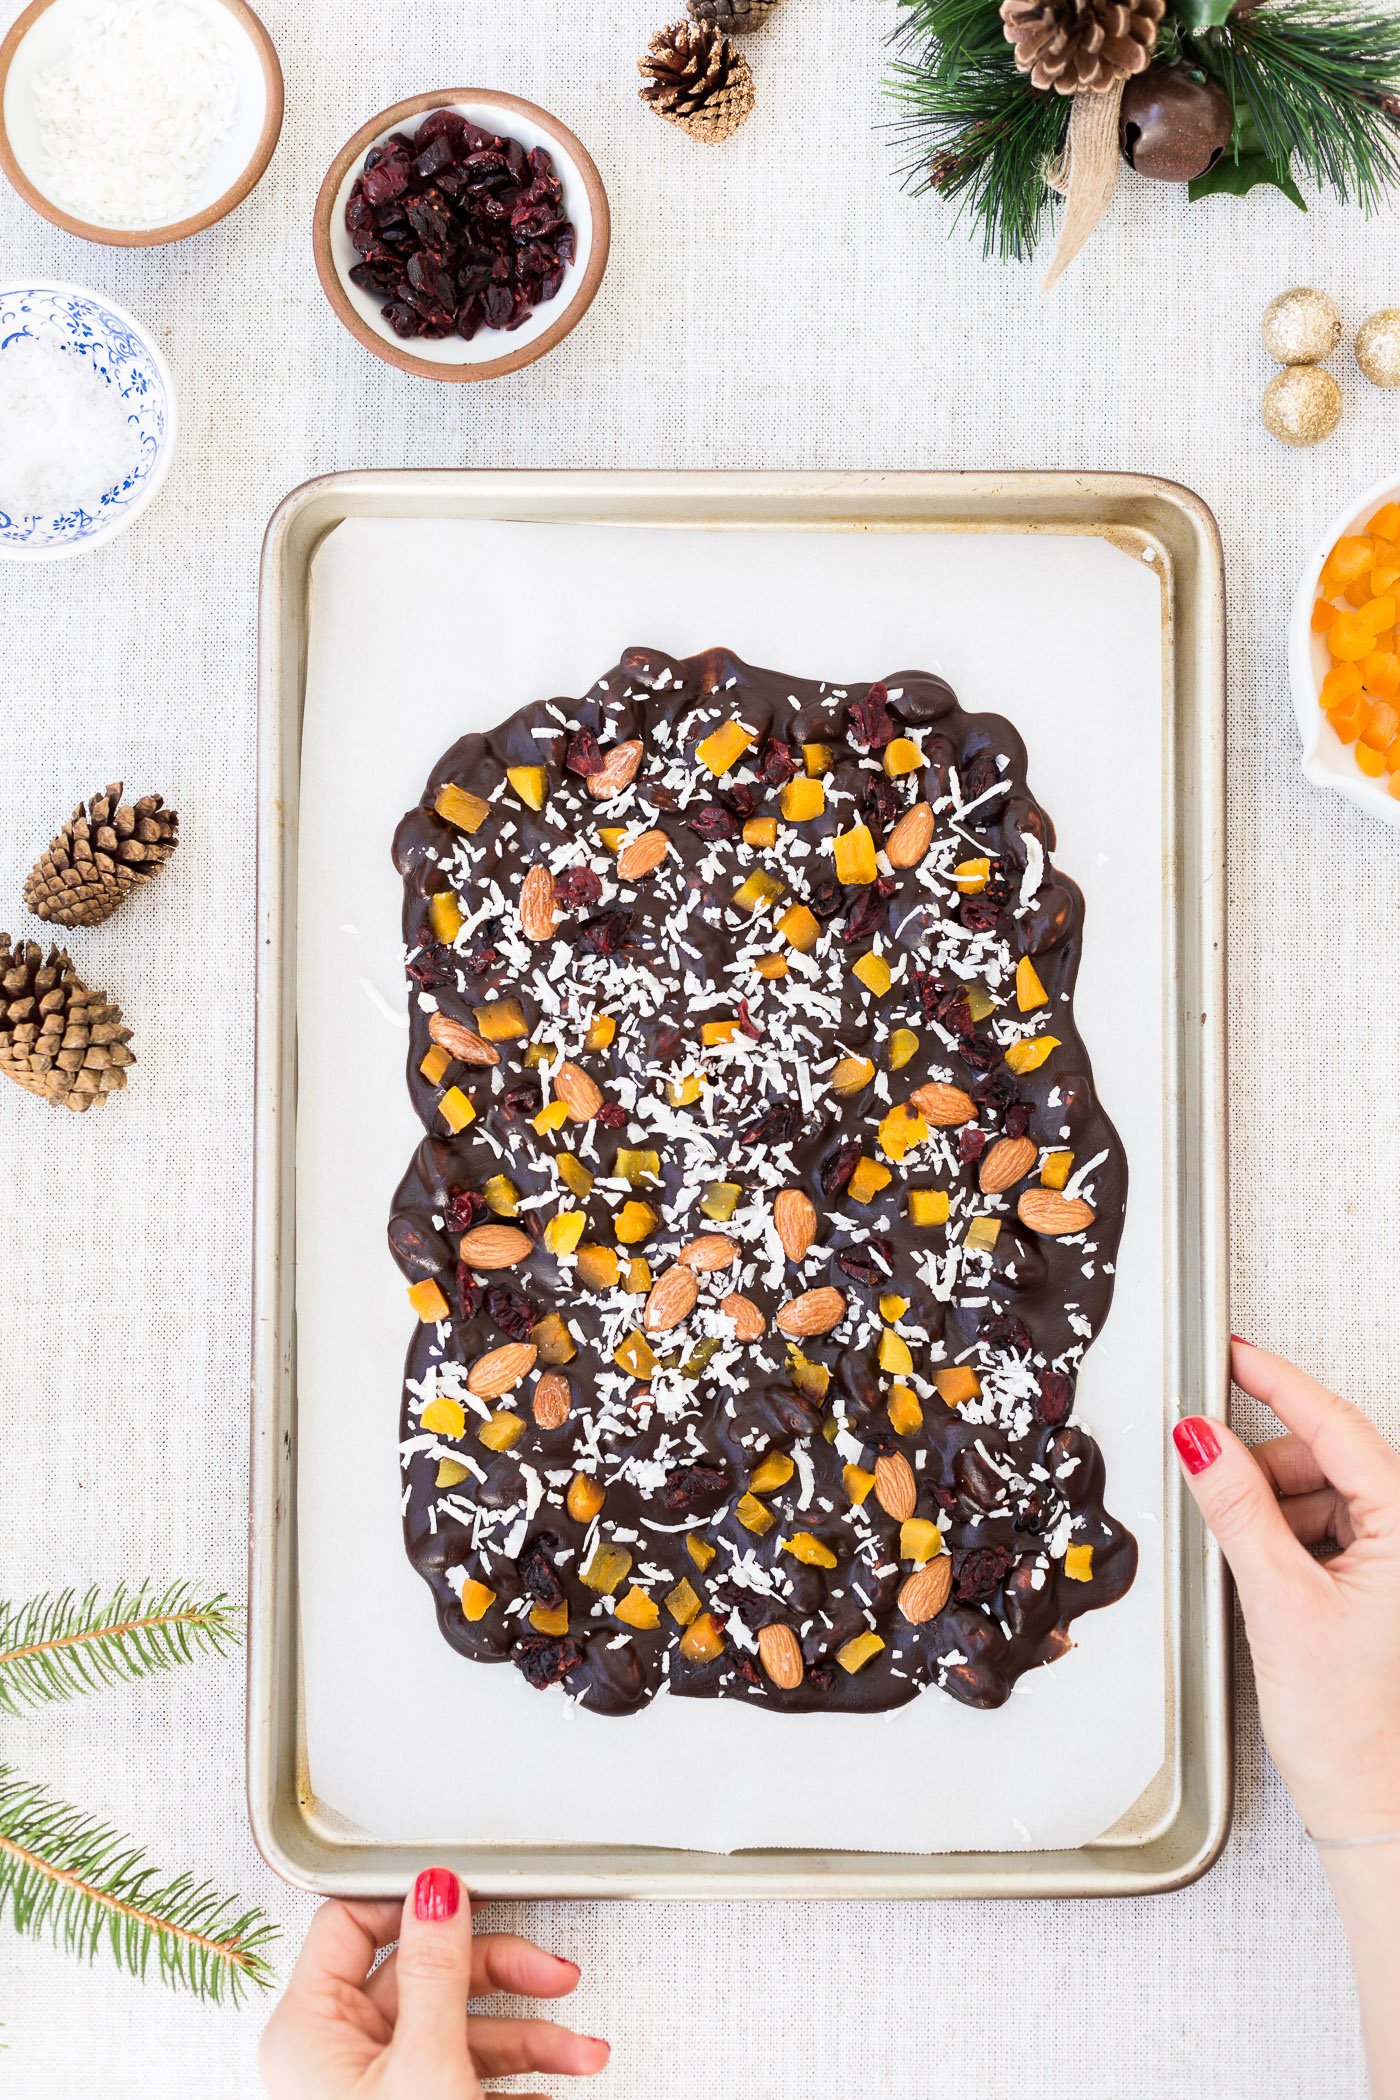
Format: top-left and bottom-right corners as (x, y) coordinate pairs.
(0, 284), (176, 559)
(0, 0), (282, 245)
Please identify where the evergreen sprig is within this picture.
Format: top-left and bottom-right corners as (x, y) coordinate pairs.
(0, 1583), (243, 1717)
(1207, 3), (1400, 206)
(0, 1770), (277, 2006)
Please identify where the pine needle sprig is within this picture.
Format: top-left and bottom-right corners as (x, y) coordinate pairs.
(1208, 4), (1400, 208)
(0, 1584), (243, 1717)
(0, 1771), (278, 2005)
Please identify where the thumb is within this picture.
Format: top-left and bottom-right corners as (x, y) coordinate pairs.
(1173, 1415), (1313, 1625)
(386, 1868), (476, 2091)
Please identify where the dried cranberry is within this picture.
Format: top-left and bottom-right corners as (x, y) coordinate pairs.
(486, 1284), (536, 1341)
(808, 1664), (834, 1693)
(848, 682), (896, 750)
(840, 887), (886, 945)
(836, 1238), (894, 1285)
(406, 938), (455, 990)
(953, 1544), (1015, 1604)
(959, 896), (1000, 935)
(501, 1078), (542, 1120)
(1034, 1370), (1074, 1427)
(445, 1188), (489, 1233)
(820, 1140), (862, 1199)
(931, 1481), (959, 1516)
(517, 1534), (566, 1610)
(661, 1462), (730, 1511)
(862, 775), (901, 837)
(957, 1127), (987, 1165)
(960, 751), (1001, 803)
(686, 803), (739, 843)
(565, 729), (604, 777)
(597, 1102), (627, 1128)
(578, 907), (633, 957)
(981, 1313), (1032, 1355)
(552, 865), (602, 911)
(1003, 1101), (1033, 1140)
(720, 782), (758, 821)
(740, 1102), (798, 1148)
(465, 941), (500, 976)
(737, 998), (763, 1041)
(972, 1069), (1017, 1113)
(734, 1655), (763, 1689)
(806, 879), (843, 920)
(455, 1261), (484, 1318)
(917, 975), (975, 1039)
(757, 739), (801, 785)
(983, 859), (1012, 906)
(514, 1633), (584, 1690)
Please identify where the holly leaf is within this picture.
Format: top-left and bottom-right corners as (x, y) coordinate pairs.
(1189, 151), (1306, 208)
(1172, 0), (1234, 26)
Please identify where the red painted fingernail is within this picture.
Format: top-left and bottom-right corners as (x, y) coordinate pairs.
(414, 1867), (459, 1922)
(1173, 1418), (1221, 1475)
(1230, 1334), (1252, 1347)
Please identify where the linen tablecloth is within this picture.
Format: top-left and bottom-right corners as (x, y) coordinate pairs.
(2, 2), (1396, 2092)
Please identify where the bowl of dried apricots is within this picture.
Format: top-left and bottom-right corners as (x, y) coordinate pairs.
(1294, 475), (1400, 824)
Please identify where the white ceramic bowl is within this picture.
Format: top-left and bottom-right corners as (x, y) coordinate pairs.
(0, 0), (283, 245)
(1289, 469), (1400, 830)
(0, 284), (177, 560)
(313, 90), (610, 384)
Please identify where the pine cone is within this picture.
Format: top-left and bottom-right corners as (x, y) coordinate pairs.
(639, 20), (756, 143)
(687, 0), (781, 30)
(0, 936), (134, 1113)
(1000, 0), (1165, 93)
(23, 781), (178, 930)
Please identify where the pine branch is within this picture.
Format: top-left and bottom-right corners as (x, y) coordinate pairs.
(0, 1770), (277, 2005)
(0, 1583), (242, 1717)
(1204, 2), (1400, 207)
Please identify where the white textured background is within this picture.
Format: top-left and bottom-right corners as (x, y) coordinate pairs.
(1, 2), (1396, 2095)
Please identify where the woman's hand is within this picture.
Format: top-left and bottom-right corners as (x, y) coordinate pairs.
(1174, 1338), (1400, 1842)
(260, 1868), (609, 2100)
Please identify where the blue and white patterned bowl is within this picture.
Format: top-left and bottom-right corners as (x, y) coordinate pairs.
(0, 284), (176, 560)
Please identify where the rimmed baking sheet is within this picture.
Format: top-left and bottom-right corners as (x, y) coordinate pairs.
(251, 470), (1230, 1898)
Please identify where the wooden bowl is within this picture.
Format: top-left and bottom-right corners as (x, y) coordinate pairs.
(312, 89), (610, 384)
(0, 0), (283, 246)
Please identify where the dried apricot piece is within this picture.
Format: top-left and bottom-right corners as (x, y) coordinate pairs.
(1320, 663), (1362, 708)
(1329, 612), (1373, 662)
(1362, 700), (1400, 750)
(1312, 599), (1339, 636)
(1363, 653), (1400, 701)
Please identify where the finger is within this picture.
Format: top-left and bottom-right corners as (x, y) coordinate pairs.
(1173, 1415), (1323, 1624)
(384, 1869), (475, 2081)
(1279, 1485), (1355, 1551)
(284, 1899), (404, 2001)
(1250, 1433), (1329, 1502)
(365, 1934), (580, 2026)
(469, 2016), (610, 2080)
(1230, 1339), (1400, 1506)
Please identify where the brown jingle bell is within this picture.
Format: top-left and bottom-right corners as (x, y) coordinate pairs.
(1120, 63), (1234, 182)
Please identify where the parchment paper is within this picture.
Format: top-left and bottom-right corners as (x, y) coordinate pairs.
(296, 517), (1166, 1854)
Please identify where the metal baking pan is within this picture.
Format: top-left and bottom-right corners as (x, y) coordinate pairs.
(250, 469), (1230, 1899)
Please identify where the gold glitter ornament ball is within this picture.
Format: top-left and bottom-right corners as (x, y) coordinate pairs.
(1261, 286), (1342, 366)
(1356, 309), (1400, 389)
(1261, 365), (1342, 447)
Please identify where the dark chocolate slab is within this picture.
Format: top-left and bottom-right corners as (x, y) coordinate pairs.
(390, 646), (1136, 1716)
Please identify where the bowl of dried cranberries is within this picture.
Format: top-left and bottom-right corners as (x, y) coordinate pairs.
(313, 89), (610, 382)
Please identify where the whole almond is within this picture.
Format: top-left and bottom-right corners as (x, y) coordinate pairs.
(775, 1286), (847, 1339)
(757, 1622), (805, 1690)
(644, 1263), (700, 1334)
(885, 801), (935, 869)
(467, 1342), (537, 1399)
(616, 827), (672, 881)
(519, 863), (558, 943)
(910, 1080), (977, 1128)
(979, 1135), (1038, 1195)
(721, 1292), (766, 1341)
(532, 1372), (572, 1430)
(897, 1555), (953, 1626)
(678, 1232), (739, 1271)
(554, 1060), (604, 1122)
(587, 738), (643, 801)
(874, 1450), (917, 1522)
(773, 1188), (817, 1262)
(1018, 1188), (1096, 1237)
(457, 1224), (534, 1269)
(427, 1012), (501, 1067)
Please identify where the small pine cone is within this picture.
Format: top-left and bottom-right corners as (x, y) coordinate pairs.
(1000, 0), (1165, 93)
(639, 20), (756, 143)
(23, 781), (178, 930)
(687, 0), (782, 30)
(0, 936), (134, 1113)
